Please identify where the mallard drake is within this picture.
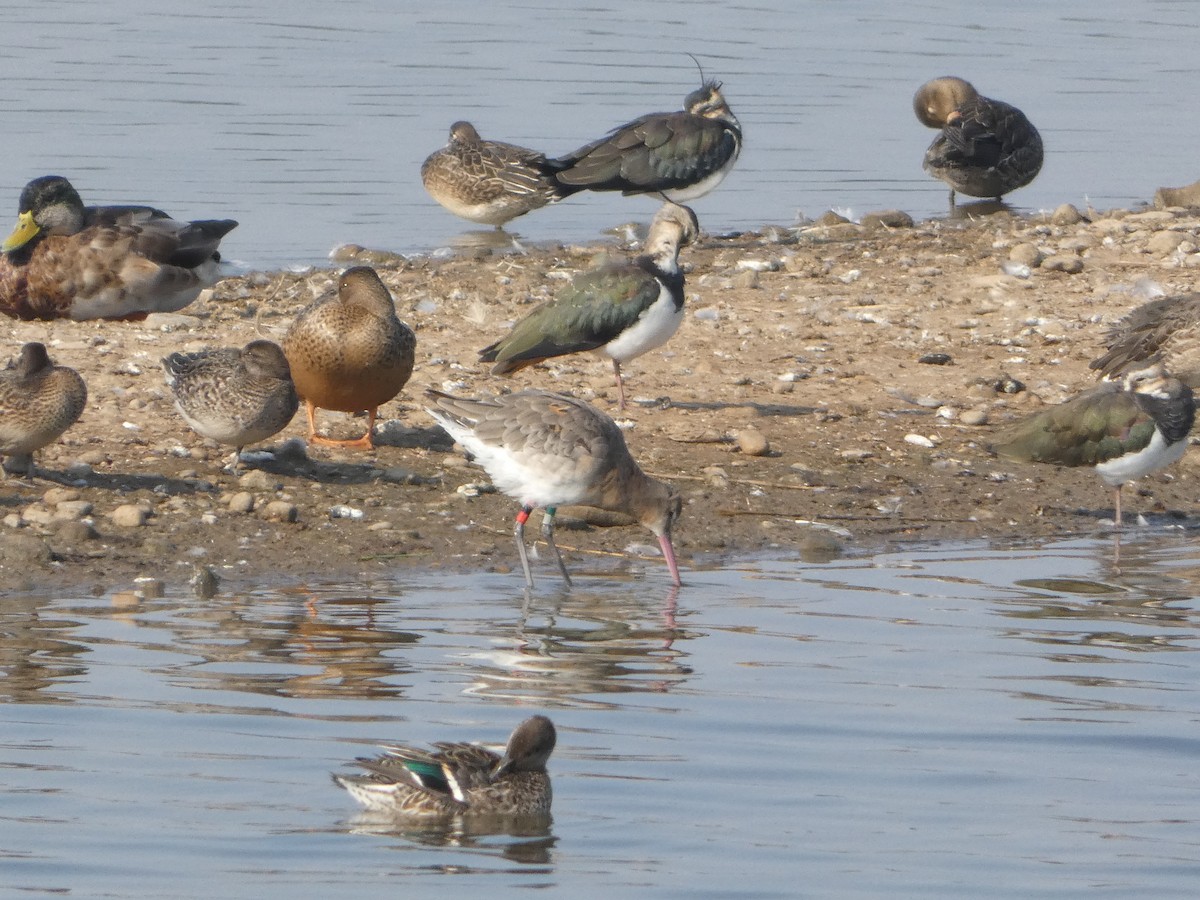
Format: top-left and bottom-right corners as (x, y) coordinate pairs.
(914, 77), (1043, 205)
(281, 266), (415, 450)
(162, 340), (299, 474)
(426, 389), (682, 587)
(0, 175), (238, 321)
(992, 364), (1194, 525)
(478, 202), (698, 409)
(1090, 292), (1200, 387)
(548, 80), (741, 202)
(0, 342), (87, 478)
(333, 715), (556, 819)
(421, 121), (564, 227)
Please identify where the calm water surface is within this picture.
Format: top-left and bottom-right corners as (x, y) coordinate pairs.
(2, 2), (1199, 268)
(2, 535), (1199, 897)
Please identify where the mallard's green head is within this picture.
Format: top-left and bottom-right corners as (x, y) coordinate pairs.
(4, 175), (86, 252)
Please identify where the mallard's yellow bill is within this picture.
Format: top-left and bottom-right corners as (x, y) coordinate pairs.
(2, 211), (40, 252)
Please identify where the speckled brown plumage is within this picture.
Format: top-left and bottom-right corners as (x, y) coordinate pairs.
(0, 176), (237, 321)
(1090, 292), (1200, 387)
(0, 342), (87, 477)
(162, 340), (299, 473)
(421, 121), (563, 227)
(282, 266), (415, 450)
(333, 715), (556, 818)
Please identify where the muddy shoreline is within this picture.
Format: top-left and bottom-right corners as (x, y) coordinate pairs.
(3, 199), (1199, 596)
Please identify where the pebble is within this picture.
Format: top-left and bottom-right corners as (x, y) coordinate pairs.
(904, 433), (936, 448)
(55, 500), (94, 520)
(1125, 210), (1177, 225)
(111, 504), (151, 527)
(918, 353), (952, 366)
(1041, 255), (1084, 274)
(329, 504), (365, 520)
(1008, 242), (1043, 267)
(840, 449), (875, 461)
(21, 504), (56, 526)
(134, 577), (165, 599)
(1146, 231), (1186, 256)
(43, 487), (81, 506)
(1050, 203), (1083, 226)
(261, 501), (298, 523)
(735, 428), (770, 457)
(861, 209), (914, 229)
(1155, 179), (1200, 208)
(191, 565), (220, 600)
(228, 492), (256, 514)
(55, 520), (99, 543)
(731, 268), (759, 290)
(65, 462), (95, 479)
(959, 408), (990, 427)
(0, 534), (51, 564)
(239, 470), (278, 492)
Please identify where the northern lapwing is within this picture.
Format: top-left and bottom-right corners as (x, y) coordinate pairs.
(992, 364), (1194, 525)
(548, 81), (741, 202)
(478, 202), (698, 409)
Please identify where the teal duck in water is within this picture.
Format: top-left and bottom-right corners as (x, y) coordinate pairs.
(914, 77), (1043, 206)
(992, 364), (1194, 526)
(421, 121), (564, 227)
(479, 202), (698, 410)
(281, 266), (415, 450)
(333, 715), (556, 818)
(0, 342), (87, 478)
(0, 175), (237, 321)
(162, 340), (299, 474)
(426, 389), (682, 588)
(548, 80), (741, 202)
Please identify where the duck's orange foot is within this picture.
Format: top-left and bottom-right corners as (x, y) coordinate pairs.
(307, 431), (375, 451)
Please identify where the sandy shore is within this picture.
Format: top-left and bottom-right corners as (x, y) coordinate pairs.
(3, 199), (1200, 595)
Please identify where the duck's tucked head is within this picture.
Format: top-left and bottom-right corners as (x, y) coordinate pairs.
(491, 715), (557, 777)
(645, 202), (700, 268)
(14, 341), (53, 377)
(913, 76), (979, 128)
(4, 176), (87, 252)
(241, 340), (293, 381)
(684, 80), (731, 119)
(338, 266), (397, 317)
(448, 121), (482, 146)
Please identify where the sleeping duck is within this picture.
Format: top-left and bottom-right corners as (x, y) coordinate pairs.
(0, 175), (237, 321)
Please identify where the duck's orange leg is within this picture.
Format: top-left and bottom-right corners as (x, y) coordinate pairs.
(306, 402), (378, 450)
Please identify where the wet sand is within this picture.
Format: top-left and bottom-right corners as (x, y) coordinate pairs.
(3, 200), (1199, 594)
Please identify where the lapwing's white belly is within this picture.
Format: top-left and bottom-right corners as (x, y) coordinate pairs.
(1095, 430), (1187, 486)
(602, 285), (684, 364)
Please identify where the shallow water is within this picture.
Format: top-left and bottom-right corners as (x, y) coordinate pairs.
(2, 533), (1199, 897)
(3, 2), (1199, 268)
